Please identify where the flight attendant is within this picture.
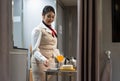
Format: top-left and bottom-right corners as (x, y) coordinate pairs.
(31, 5), (60, 81)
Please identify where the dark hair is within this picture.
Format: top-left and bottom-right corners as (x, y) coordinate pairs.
(42, 5), (55, 16)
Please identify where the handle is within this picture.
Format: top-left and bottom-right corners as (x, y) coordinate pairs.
(105, 50), (111, 59)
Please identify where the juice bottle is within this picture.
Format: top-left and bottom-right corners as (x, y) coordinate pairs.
(56, 55), (64, 63)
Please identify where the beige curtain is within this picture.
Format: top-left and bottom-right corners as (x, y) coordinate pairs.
(0, 0), (11, 81)
(77, 0), (100, 81)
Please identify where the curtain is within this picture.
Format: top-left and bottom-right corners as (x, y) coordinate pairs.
(77, 0), (100, 81)
(0, 0), (11, 81)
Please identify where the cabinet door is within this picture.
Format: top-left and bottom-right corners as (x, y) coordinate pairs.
(10, 49), (28, 81)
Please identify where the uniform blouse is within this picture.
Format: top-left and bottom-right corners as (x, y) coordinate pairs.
(31, 23), (58, 63)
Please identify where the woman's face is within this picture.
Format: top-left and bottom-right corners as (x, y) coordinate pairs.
(43, 11), (55, 25)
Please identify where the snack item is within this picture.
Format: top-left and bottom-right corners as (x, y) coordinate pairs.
(60, 64), (75, 71)
(61, 65), (73, 69)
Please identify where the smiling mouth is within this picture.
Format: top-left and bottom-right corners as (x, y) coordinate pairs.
(48, 21), (53, 23)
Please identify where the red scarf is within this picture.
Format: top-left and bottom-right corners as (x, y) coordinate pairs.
(42, 21), (57, 37)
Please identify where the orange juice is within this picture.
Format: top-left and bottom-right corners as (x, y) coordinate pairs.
(56, 55), (64, 63)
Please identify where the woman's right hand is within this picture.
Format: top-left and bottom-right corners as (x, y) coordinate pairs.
(43, 60), (49, 67)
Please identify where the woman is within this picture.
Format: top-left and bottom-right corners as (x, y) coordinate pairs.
(31, 5), (60, 81)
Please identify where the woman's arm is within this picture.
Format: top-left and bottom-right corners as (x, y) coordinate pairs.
(31, 27), (47, 62)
